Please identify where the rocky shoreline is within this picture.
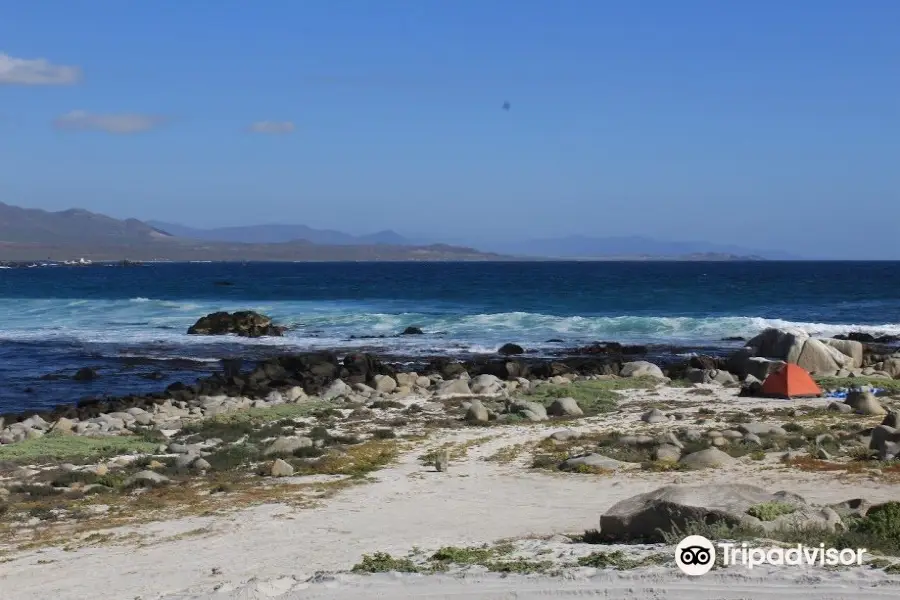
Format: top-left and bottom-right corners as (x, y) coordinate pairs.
(1, 325), (899, 443)
(2, 325), (900, 599)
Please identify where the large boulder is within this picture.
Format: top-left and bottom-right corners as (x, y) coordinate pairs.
(599, 484), (841, 541)
(738, 327), (859, 375)
(620, 361), (666, 379)
(187, 311), (285, 337)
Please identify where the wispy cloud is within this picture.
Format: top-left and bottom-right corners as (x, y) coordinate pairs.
(248, 121), (295, 134)
(53, 110), (168, 134)
(0, 52), (82, 85)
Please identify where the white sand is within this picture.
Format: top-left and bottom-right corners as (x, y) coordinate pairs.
(2, 385), (898, 599)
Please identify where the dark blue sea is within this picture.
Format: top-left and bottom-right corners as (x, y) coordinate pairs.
(2, 261), (899, 414)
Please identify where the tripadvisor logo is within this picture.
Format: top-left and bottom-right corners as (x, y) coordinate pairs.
(675, 536), (867, 576)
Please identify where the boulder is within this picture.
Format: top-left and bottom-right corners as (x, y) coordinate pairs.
(740, 328), (857, 375)
(560, 454), (627, 471)
(187, 311), (285, 337)
(845, 389), (887, 416)
(508, 400), (548, 422)
(549, 429), (580, 442)
(869, 425), (900, 460)
(469, 374), (503, 395)
(435, 379), (472, 398)
(599, 484), (838, 541)
(654, 444), (682, 463)
(641, 408), (669, 424)
(270, 459), (294, 477)
(464, 400), (490, 423)
(821, 339), (864, 368)
(400, 326), (424, 335)
(498, 343), (525, 356)
(547, 397), (583, 417)
(678, 447), (736, 470)
(373, 374), (398, 394)
(263, 436), (314, 457)
(737, 423), (788, 437)
(620, 361), (666, 379)
(322, 379), (352, 401)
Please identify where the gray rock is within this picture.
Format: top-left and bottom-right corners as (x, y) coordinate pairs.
(434, 450), (450, 472)
(869, 425), (900, 460)
(620, 361), (666, 379)
(721, 430), (744, 440)
(263, 436), (314, 457)
(265, 391), (285, 405)
(845, 389), (887, 416)
(469, 374), (503, 395)
(547, 397), (584, 417)
(654, 444), (682, 463)
(436, 379), (472, 398)
(373, 374), (398, 394)
(738, 423), (788, 437)
(827, 401), (853, 414)
(881, 411), (900, 429)
(641, 408), (669, 424)
(509, 400), (548, 422)
(192, 458), (212, 470)
(678, 447), (736, 469)
(743, 433), (763, 445)
(285, 386), (308, 403)
(599, 483), (836, 541)
(270, 459), (294, 477)
(550, 429), (580, 442)
(464, 400), (490, 423)
(560, 453), (627, 471)
(323, 379), (352, 401)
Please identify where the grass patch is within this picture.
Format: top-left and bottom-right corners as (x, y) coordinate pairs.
(294, 439), (399, 478)
(484, 444), (527, 464)
(577, 550), (669, 570)
(747, 501), (798, 521)
(0, 434), (158, 462)
(180, 401), (334, 443)
(524, 377), (662, 415)
(815, 377), (900, 394)
(352, 552), (420, 573)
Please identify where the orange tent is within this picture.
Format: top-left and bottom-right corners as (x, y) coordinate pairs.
(761, 364), (822, 399)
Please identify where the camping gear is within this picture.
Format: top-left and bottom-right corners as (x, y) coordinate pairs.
(761, 363), (823, 399)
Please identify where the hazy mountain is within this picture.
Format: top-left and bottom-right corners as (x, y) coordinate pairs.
(470, 235), (793, 260)
(0, 202), (171, 244)
(0, 203), (500, 262)
(147, 221), (411, 246)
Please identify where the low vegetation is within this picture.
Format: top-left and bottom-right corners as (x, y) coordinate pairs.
(0, 434), (159, 463)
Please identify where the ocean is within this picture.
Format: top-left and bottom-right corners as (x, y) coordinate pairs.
(2, 261), (899, 414)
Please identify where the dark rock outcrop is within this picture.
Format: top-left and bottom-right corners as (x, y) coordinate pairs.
(187, 311), (285, 337)
(400, 326), (424, 335)
(498, 343), (525, 356)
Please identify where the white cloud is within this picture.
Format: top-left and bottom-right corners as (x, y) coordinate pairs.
(248, 121), (295, 134)
(53, 110), (168, 134)
(0, 52), (82, 85)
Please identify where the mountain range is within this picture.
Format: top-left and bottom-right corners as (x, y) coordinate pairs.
(0, 203), (497, 262)
(149, 221), (785, 260)
(0, 202), (781, 261)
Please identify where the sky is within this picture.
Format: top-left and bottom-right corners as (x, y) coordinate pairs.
(1, 1), (898, 258)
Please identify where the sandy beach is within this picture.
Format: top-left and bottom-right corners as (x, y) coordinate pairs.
(3, 371), (900, 600)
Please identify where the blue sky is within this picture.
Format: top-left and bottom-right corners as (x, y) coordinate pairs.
(1, 1), (898, 257)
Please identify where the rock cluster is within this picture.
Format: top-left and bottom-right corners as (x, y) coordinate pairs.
(187, 311), (286, 337)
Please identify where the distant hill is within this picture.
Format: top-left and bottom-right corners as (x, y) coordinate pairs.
(0, 203), (500, 262)
(0, 202), (172, 244)
(472, 235), (792, 260)
(148, 221), (412, 246)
